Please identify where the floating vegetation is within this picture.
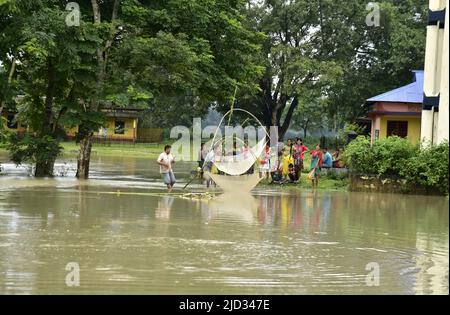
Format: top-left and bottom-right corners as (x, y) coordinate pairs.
(87, 190), (219, 201)
(180, 192), (216, 200)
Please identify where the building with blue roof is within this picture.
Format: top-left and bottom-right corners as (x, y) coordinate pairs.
(365, 70), (423, 145)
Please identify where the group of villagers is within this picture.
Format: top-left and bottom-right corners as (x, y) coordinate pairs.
(199, 137), (344, 188)
(259, 138), (324, 186)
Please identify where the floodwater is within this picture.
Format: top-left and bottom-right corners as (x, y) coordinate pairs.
(0, 153), (448, 295)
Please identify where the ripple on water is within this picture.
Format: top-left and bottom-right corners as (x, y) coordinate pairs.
(0, 157), (448, 295)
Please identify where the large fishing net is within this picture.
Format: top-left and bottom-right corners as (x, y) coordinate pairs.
(212, 137), (266, 176)
(206, 172), (264, 193)
(200, 108), (271, 192)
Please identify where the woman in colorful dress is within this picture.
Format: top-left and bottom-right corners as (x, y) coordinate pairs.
(308, 145), (322, 187)
(293, 138), (309, 172)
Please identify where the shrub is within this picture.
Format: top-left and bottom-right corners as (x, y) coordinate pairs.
(372, 136), (418, 177)
(401, 141), (449, 195)
(345, 136), (418, 177)
(324, 169), (348, 180)
(343, 136), (378, 174)
(0, 115), (7, 143)
(345, 136), (449, 195)
(7, 133), (62, 171)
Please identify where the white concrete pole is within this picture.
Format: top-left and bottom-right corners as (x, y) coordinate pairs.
(437, 0), (449, 144)
(421, 0), (445, 144)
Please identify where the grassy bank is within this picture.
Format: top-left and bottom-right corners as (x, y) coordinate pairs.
(1, 141), (178, 159)
(59, 142), (166, 158)
(258, 174), (349, 191)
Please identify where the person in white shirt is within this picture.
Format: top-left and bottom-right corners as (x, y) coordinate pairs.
(157, 145), (176, 192)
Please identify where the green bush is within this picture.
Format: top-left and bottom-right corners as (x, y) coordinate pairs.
(345, 136), (417, 177)
(343, 136), (378, 174)
(401, 141), (449, 195)
(7, 133), (62, 172)
(0, 116), (7, 143)
(0, 120), (7, 174)
(345, 136), (449, 195)
(372, 136), (418, 177)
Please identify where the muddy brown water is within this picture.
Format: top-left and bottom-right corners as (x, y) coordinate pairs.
(0, 153), (448, 294)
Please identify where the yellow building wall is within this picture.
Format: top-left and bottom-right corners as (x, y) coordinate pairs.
(94, 117), (137, 139)
(2, 114), (137, 140)
(1, 113), (27, 132)
(66, 126), (78, 137)
(379, 116), (421, 145)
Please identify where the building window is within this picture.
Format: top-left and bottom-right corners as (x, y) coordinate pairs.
(114, 121), (125, 134)
(387, 121), (408, 138)
(7, 114), (18, 129)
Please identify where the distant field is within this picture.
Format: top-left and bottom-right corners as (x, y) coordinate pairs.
(2, 140), (316, 167)
(60, 142), (167, 158)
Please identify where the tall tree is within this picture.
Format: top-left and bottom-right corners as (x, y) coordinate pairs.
(0, 0), (22, 116)
(238, 0), (427, 139)
(3, 0), (100, 176)
(72, 0), (122, 179)
(320, 0), (428, 130)
(234, 0), (341, 140)
(74, 0), (264, 178)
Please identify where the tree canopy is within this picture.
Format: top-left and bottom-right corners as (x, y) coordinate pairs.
(0, 0), (428, 176)
(234, 0), (427, 139)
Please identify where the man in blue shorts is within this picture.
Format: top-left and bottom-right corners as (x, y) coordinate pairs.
(157, 145), (176, 192)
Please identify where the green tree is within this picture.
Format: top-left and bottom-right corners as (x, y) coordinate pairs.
(235, 0), (342, 140)
(290, 93), (328, 138)
(2, 0), (100, 176)
(1, 0), (263, 178)
(0, 0), (22, 116)
(322, 0), (427, 130)
(74, 0), (264, 178)
(238, 0), (427, 138)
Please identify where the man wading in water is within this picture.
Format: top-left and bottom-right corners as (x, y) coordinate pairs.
(157, 145), (176, 192)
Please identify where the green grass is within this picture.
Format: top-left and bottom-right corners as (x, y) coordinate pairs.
(4, 143), (165, 158)
(258, 175), (348, 191)
(1, 141), (174, 158)
(59, 142), (166, 158)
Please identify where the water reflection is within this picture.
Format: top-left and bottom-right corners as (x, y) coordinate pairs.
(0, 154), (448, 294)
(205, 193), (259, 224)
(155, 196), (174, 220)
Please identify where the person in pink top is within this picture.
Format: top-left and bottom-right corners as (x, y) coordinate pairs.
(293, 138), (309, 171)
